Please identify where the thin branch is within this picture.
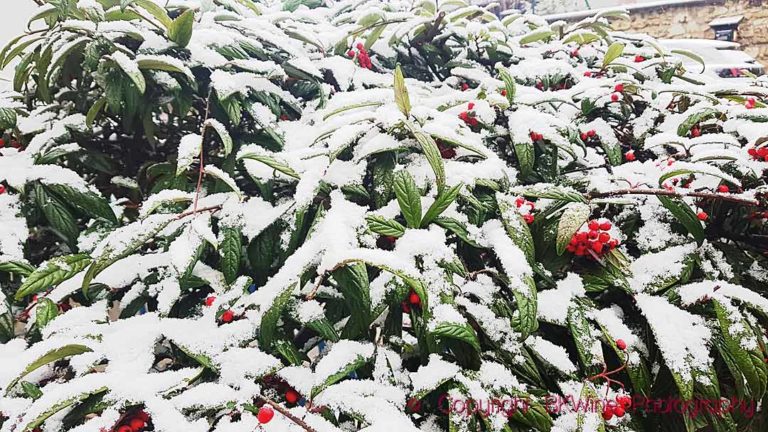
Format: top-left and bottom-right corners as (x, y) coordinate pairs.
(305, 258), (359, 300)
(192, 90), (213, 214)
(587, 188), (761, 207)
(31, 0), (44, 5)
(255, 396), (318, 432)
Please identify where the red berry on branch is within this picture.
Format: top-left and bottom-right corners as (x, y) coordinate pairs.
(584, 71), (592, 77)
(587, 129), (596, 137)
(500, 89), (507, 96)
(690, 127), (701, 137)
(588, 220), (599, 231)
(599, 221), (611, 230)
(697, 211), (709, 221)
(614, 83), (624, 93)
(221, 309), (235, 323)
(0, 185), (6, 195)
(615, 339), (627, 350)
(346, 50), (355, 58)
(409, 292), (421, 306)
(129, 418), (145, 430)
(580, 132), (588, 141)
(257, 406), (275, 424)
(611, 93), (620, 102)
(624, 150), (635, 161)
(598, 232), (610, 243)
(592, 241), (604, 254)
(571, 49), (579, 57)
(718, 185), (729, 193)
(613, 405), (625, 417)
(617, 395), (632, 408)
(285, 389), (299, 404)
(634, 55), (646, 63)
(602, 406), (614, 421)
(461, 82), (469, 91)
(588, 230), (598, 240)
(356, 42), (364, 50)
(205, 296), (216, 307)
(467, 102), (475, 110)
(745, 97), (756, 109)
(523, 214), (534, 224)
(0, 138), (4, 147)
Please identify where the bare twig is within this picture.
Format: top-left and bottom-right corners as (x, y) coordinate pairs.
(31, 0), (44, 6)
(588, 188), (761, 207)
(305, 259), (359, 300)
(192, 90), (213, 214)
(255, 396), (319, 432)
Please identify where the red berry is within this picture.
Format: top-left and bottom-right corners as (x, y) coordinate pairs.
(615, 339), (627, 350)
(205, 296), (216, 307)
(285, 389), (299, 404)
(523, 214), (534, 224)
(0, 138), (4, 147)
(592, 241), (604, 254)
(584, 71), (592, 77)
(588, 220), (599, 230)
(748, 148), (758, 156)
(347, 50), (355, 58)
(500, 89), (507, 96)
(467, 102), (475, 110)
(611, 93), (620, 102)
(617, 395), (632, 408)
(634, 55), (645, 63)
(10, 141), (20, 149)
(690, 127), (701, 137)
(624, 150), (635, 161)
(576, 231), (588, 242)
(401, 301), (411, 313)
(356, 42), (364, 50)
(117, 426), (132, 432)
(129, 418), (145, 430)
(598, 232), (610, 243)
(613, 405), (625, 417)
(409, 292), (421, 306)
(718, 185), (729, 193)
(588, 230), (598, 240)
(745, 97), (756, 109)
(461, 82), (469, 91)
(0, 185), (6, 195)
(614, 84), (624, 93)
(580, 132), (588, 141)
(599, 221), (611, 231)
(587, 129), (596, 137)
(257, 406), (275, 424)
(602, 406), (614, 421)
(697, 211), (708, 221)
(221, 309), (235, 323)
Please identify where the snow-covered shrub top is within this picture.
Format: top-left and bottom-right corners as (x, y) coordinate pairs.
(0, 1), (767, 431)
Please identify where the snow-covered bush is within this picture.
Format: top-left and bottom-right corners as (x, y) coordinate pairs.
(1, 1), (768, 431)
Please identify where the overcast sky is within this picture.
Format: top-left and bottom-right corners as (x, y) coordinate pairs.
(1, 1), (38, 85)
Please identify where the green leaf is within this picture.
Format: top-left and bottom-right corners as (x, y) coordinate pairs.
(513, 185), (586, 202)
(671, 49), (706, 74)
(20, 381), (43, 400)
(404, 121), (445, 189)
(496, 65), (516, 104)
(511, 276), (538, 338)
(430, 322), (481, 352)
(676, 107), (720, 137)
(86, 98), (107, 128)
(567, 305), (598, 369)
(219, 226), (242, 284)
(434, 217), (481, 247)
(514, 142), (534, 177)
(47, 184), (117, 223)
(238, 151), (301, 180)
(132, 0), (173, 28)
(306, 318), (339, 342)
(5, 345), (93, 394)
(136, 55), (194, 81)
(497, 194), (535, 263)
(657, 195), (705, 245)
(519, 29), (554, 45)
(714, 300), (767, 400)
(393, 170), (422, 229)
(35, 298), (59, 329)
(106, 53), (145, 94)
(15, 255), (92, 300)
(556, 202), (590, 255)
(312, 354), (368, 397)
(365, 215), (406, 237)
(204, 119), (233, 156)
(168, 9), (194, 48)
(0, 260), (35, 276)
(393, 64), (411, 117)
(421, 183), (462, 227)
(562, 31), (600, 45)
(0, 107), (17, 130)
(259, 283), (295, 349)
(22, 387), (108, 432)
(602, 42), (625, 68)
(333, 263), (372, 338)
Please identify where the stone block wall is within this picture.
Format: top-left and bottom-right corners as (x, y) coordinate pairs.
(610, 0), (768, 65)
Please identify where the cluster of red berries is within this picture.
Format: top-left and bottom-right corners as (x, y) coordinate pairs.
(458, 102), (479, 127)
(514, 196), (535, 224)
(114, 411), (150, 432)
(401, 290), (421, 313)
(579, 129), (597, 142)
(610, 83), (624, 102)
(745, 97), (757, 109)
(602, 395), (632, 421)
(567, 220), (619, 258)
(748, 146), (768, 161)
(529, 131), (544, 142)
(437, 140), (456, 159)
(346, 43), (371, 69)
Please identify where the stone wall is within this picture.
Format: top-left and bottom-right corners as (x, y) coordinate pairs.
(609, 0), (768, 65)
